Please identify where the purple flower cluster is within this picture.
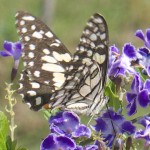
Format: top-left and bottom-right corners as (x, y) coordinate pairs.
(108, 29), (150, 118)
(41, 110), (135, 150)
(92, 108), (135, 148)
(40, 111), (97, 150)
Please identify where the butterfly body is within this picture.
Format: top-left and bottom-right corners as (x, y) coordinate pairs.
(16, 11), (109, 115)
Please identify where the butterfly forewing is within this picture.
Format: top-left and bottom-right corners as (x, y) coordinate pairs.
(16, 11), (72, 89)
(75, 13), (108, 85)
(16, 11), (73, 110)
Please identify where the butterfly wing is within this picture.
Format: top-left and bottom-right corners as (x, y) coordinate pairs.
(16, 11), (72, 110)
(64, 13), (109, 115)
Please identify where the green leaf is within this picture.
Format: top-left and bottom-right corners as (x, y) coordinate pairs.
(105, 85), (122, 111)
(0, 111), (9, 150)
(6, 136), (18, 150)
(43, 108), (60, 120)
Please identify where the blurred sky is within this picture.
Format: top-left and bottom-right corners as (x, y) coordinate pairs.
(0, 0), (150, 149)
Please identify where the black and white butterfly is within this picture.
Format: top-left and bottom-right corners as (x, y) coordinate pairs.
(16, 11), (109, 116)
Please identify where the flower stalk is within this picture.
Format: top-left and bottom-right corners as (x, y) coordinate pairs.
(5, 83), (17, 141)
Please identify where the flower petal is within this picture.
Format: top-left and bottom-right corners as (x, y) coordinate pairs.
(126, 93), (137, 103)
(0, 50), (11, 57)
(126, 98), (137, 116)
(135, 29), (145, 41)
(3, 41), (13, 54)
(138, 89), (150, 107)
(131, 74), (143, 93)
(145, 29), (150, 48)
(121, 121), (135, 134)
(72, 124), (91, 138)
(123, 43), (136, 59)
(144, 79), (150, 92)
(40, 134), (76, 150)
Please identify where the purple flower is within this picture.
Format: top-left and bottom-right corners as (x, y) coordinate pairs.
(134, 116), (150, 147)
(126, 74), (150, 116)
(93, 108), (135, 148)
(135, 29), (150, 76)
(0, 41), (22, 81)
(135, 29), (150, 48)
(40, 133), (76, 150)
(49, 111), (91, 138)
(108, 44), (136, 78)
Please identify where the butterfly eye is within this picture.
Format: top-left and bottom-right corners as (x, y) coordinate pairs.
(16, 11), (109, 115)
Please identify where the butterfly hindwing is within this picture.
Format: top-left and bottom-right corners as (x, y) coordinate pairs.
(64, 14), (109, 115)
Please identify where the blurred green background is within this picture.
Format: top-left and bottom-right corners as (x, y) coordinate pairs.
(0, 0), (150, 149)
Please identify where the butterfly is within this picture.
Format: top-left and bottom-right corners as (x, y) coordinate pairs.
(16, 11), (109, 116)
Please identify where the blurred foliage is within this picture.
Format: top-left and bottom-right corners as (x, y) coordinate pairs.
(0, 0), (150, 149)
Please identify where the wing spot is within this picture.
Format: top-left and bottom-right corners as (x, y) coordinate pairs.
(22, 16), (35, 21)
(95, 17), (103, 23)
(87, 50), (93, 57)
(79, 46), (85, 52)
(20, 20), (25, 25)
(30, 82), (40, 88)
(23, 62), (27, 66)
(43, 49), (50, 55)
(31, 25), (36, 30)
(40, 30), (44, 34)
(55, 39), (61, 43)
(21, 28), (27, 33)
(29, 44), (35, 50)
(15, 12), (19, 17)
(93, 53), (106, 64)
(90, 33), (97, 41)
(24, 36), (30, 41)
(53, 51), (71, 62)
(32, 31), (43, 39)
(20, 73), (24, 80)
(18, 83), (23, 90)
(50, 43), (60, 47)
(90, 42), (95, 48)
(98, 44), (104, 48)
(45, 31), (53, 38)
(36, 97), (42, 105)
(69, 65), (74, 70)
(74, 55), (79, 60)
(34, 71), (40, 77)
(53, 73), (66, 87)
(27, 90), (36, 96)
(44, 81), (50, 85)
(100, 33), (106, 40)
(87, 22), (94, 27)
(41, 55), (57, 63)
(28, 52), (34, 58)
(28, 61), (34, 66)
(84, 29), (90, 34)
(42, 63), (65, 72)
(26, 103), (31, 108)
